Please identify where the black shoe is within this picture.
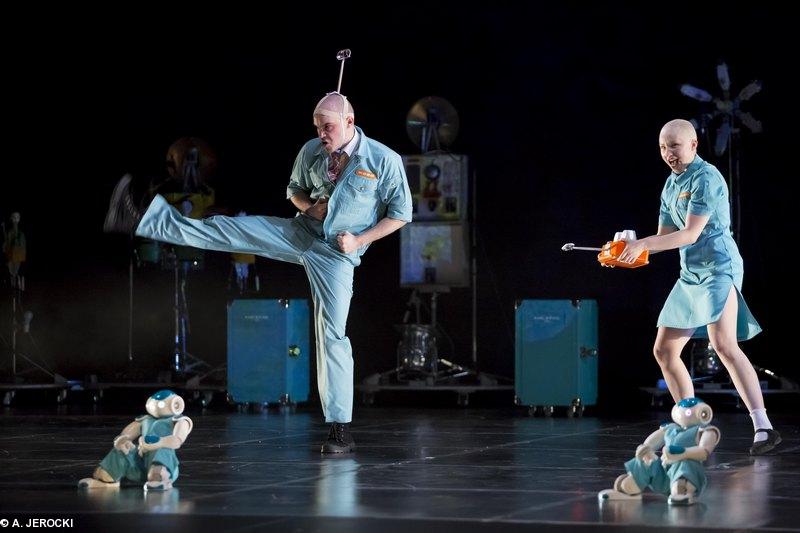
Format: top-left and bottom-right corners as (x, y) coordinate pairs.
(750, 429), (782, 455)
(103, 174), (143, 234)
(321, 422), (355, 454)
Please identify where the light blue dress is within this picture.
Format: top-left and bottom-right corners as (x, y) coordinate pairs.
(136, 127), (413, 424)
(656, 156), (761, 340)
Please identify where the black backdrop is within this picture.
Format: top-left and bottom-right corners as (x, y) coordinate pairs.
(4, 5), (796, 410)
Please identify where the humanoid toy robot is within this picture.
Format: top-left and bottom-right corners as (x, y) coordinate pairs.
(78, 390), (193, 491)
(598, 397), (720, 505)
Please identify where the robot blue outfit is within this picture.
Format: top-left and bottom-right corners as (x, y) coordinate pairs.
(598, 398), (720, 506)
(78, 390), (193, 491)
(104, 93), (412, 454)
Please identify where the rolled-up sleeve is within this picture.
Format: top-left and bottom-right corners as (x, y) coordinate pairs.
(688, 170), (723, 217)
(286, 145), (310, 200)
(380, 154), (413, 222)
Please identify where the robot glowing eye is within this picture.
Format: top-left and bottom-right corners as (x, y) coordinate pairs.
(158, 401), (166, 409)
(685, 409), (693, 417)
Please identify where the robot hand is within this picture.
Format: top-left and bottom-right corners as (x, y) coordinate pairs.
(635, 444), (657, 465)
(660, 445), (686, 466)
(113, 436), (136, 455)
(137, 435), (161, 456)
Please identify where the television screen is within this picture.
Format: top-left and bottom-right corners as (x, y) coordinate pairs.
(400, 222), (469, 288)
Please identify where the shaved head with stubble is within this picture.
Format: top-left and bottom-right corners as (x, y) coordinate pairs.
(659, 119), (699, 174)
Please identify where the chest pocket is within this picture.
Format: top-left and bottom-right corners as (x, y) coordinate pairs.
(341, 176), (379, 215)
(308, 163), (330, 192)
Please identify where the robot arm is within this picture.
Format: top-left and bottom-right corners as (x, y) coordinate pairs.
(661, 399), (720, 466)
(636, 426), (667, 464)
(662, 425), (720, 465)
(113, 420), (142, 455)
(137, 418), (193, 455)
(137, 390), (193, 456)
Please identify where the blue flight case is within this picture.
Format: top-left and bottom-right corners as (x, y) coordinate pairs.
(227, 299), (310, 406)
(514, 299), (598, 416)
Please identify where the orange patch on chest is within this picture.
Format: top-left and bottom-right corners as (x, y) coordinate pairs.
(355, 169), (377, 179)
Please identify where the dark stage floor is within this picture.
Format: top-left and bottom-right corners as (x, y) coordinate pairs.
(0, 407), (797, 532)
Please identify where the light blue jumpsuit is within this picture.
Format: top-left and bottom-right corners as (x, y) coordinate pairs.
(625, 423), (715, 496)
(98, 415), (188, 482)
(656, 156), (761, 340)
(136, 127), (413, 423)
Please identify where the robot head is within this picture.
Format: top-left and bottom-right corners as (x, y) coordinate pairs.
(671, 397), (713, 429)
(145, 389), (185, 418)
(10, 212), (20, 224)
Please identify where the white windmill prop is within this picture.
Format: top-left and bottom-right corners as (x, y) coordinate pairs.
(680, 62), (763, 156)
(680, 63), (762, 241)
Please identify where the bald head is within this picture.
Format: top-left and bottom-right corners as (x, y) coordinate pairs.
(313, 92), (354, 120)
(313, 92), (356, 153)
(660, 119), (697, 142)
(659, 119), (698, 174)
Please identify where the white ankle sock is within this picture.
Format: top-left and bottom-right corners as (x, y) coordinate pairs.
(750, 408), (773, 442)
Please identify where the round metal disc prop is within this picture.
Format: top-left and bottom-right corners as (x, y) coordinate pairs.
(406, 96), (459, 151)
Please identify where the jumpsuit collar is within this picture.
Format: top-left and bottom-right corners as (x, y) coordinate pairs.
(671, 154), (705, 185)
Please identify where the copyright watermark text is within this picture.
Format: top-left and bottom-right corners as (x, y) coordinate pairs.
(0, 518), (74, 528)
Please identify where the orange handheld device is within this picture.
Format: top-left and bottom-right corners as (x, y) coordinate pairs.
(561, 241), (649, 269)
(597, 241), (649, 268)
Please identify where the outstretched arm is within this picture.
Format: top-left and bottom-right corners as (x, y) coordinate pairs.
(619, 214), (709, 263)
(647, 224), (678, 254)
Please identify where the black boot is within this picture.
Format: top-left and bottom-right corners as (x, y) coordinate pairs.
(750, 429), (781, 455)
(103, 174), (145, 234)
(321, 422), (355, 454)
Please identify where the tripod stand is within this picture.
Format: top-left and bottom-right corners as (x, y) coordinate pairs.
(0, 271), (71, 407)
(4, 277), (55, 379)
(358, 164), (513, 406)
(162, 245), (218, 379)
(392, 288), (470, 382)
(1, 214), (60, 384)
(359, 284), (512, 406)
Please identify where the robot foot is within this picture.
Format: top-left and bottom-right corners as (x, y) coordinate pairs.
(78, 478), (120, 489)
(144, 479), (173, 491)
(598, 488), (642, 502)
(668, 492), (696, 505)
